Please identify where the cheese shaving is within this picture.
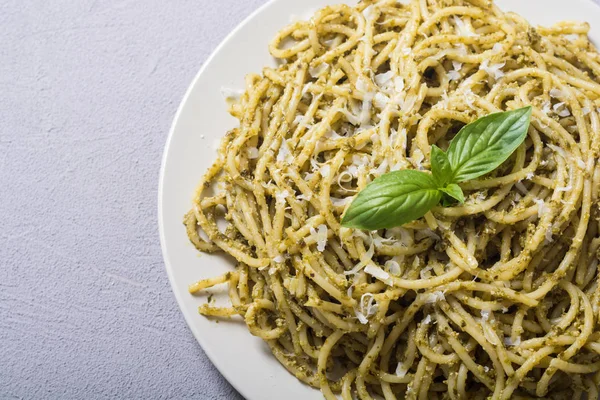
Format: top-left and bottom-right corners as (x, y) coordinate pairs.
(220, 87), (244, 99)
(423, 291), (446, 304)
(309, 63), (329, 78)
(395, 363), (409, 378)
(453, 16), (477, 37)
(331, 197), (353, 207)
(480, 60), (505, 79)
(550, 88), (564, 98)
(553, 102), (571, 117)
(365, 264), (391, 282)
(309, 224), (328, 252)
(276, 190), (290, 203)
(385, 260), (401, 276)
(533, 198), (549, 216)
(504, 336), (521, 346)
(247, 147), (259, 159)
(277, 140), (292, 163)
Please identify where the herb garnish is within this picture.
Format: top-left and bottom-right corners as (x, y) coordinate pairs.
(341, 106), (532, 230)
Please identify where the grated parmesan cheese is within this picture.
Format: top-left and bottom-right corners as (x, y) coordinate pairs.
(355, 309), (369, 324)
(542, 101), (552, 115)
(533, 198), (549, 216)
(344, 241), (375, 276)
(276, 190), (290, 203)
(220, 87), (244, 99)
(247, 147), (259, 159)
(395, 363), (409, 378)
(553, 102), (571, 117)
(504, 336), (521, 346)
(296, 193), (312, 201)
(480, 309), (492, 322)
(293, 114), (304, 126)
(420, 265), (433, 280)
(372, 232), (396, 247)
(455, 44), (468, 56)
(385, 260), (401, 276)
(309, 63), (329, 78)
(448, 70), (461, 81)
(375, 71), (395, 89)
(273, 255), (285, 263)
(556, 185), (572, 193)
(394, 77), (405, 92)
(480, 60), (505, 80)
(463, 88), (476, 109)
(374, 92), (391, 109)
(362, 5), (376, 21)
(448, 61), (463, 81)
(309, 224), (328, 252)
(331, 197), (353, 207)
(324, 128), (343, 139)
(355, 77), (372, 96)
(423, 291), (445, 304)
(453, 16), (477, 37)
(277, 140), (293, 163)
(550, 88), (564, 99)
(365, 264), (391, 282)
(334, 106), (361, 126)
(370, 159), (389, 178)
(337, 171), (354, 189)
(401, 94), (417, 114)
(355, 293), (377, 324)
(413, 148), (425, 170)
(360, 99), (373, 127)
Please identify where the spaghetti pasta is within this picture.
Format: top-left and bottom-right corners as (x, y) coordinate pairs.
(185, 0), (600, 398)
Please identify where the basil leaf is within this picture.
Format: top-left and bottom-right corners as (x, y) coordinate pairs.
(447, 106), (532, 183)
(439, 183), (465, 204)
(430, 145), (452, 186)
(341, 170), (442, 231)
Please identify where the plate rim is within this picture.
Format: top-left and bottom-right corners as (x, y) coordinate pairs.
(157, 0), (280, 397)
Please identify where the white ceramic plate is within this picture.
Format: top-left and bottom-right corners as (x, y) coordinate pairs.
(159, 1), (600, 399)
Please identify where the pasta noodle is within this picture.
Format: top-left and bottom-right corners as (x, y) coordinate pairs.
(184, 0), (600, 398)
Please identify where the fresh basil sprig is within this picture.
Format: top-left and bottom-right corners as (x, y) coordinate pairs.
(341, 106), (532, 231)
(341, 170), (442, 230)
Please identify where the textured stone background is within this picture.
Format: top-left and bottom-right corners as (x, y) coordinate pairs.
(0, 1), (267, 399)
(1, 0), (599, 399)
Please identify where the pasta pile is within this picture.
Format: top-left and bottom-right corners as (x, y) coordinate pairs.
(185, 0), (600, 398)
